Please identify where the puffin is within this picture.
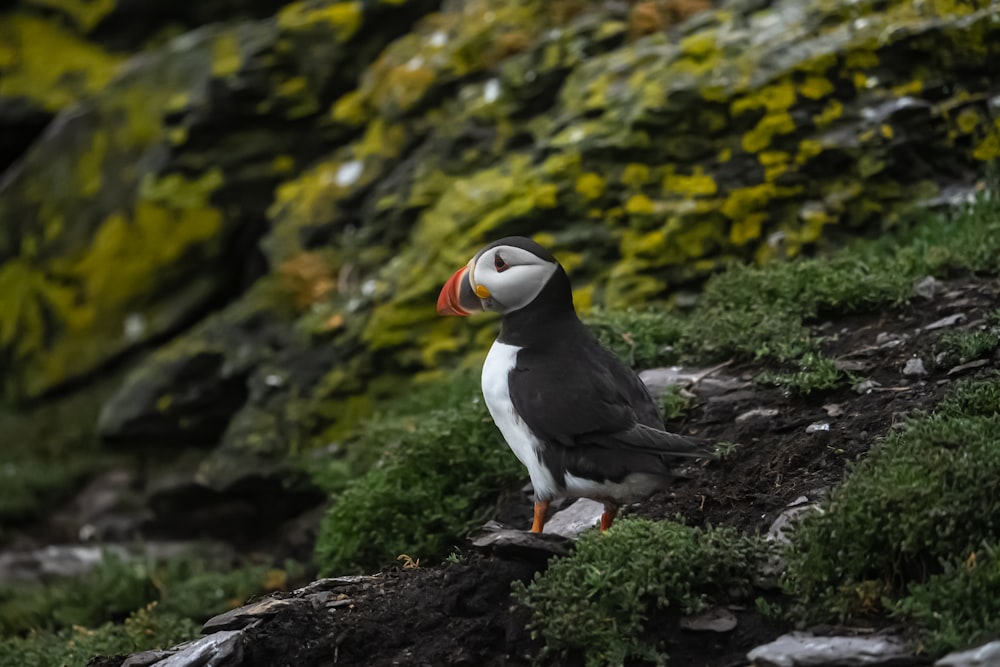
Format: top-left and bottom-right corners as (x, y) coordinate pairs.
(436, 236), (710, 533)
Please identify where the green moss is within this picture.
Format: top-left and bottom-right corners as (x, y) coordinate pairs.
(785, 373), (1000, 619)
(0, 604), (197, 667)
(512, 520), (767, 666)
(891, 548), (1000, 656)
(313, 373), (524, 574)
(935, 310), (1000, 364)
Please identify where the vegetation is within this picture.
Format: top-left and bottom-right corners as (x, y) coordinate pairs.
(580, 188), (1000, 393)
(513, 519), (767, 666)
(312, 372), (524, 575)
(0, 552), (298, 667)
(784, 373), (1000, 653)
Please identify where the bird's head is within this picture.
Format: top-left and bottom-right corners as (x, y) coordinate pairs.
(437, 237), (561, 317)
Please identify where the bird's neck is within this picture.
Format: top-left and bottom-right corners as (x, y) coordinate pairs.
(497, 267), (585, 348)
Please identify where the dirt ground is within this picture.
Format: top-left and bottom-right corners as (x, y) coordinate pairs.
(260, 276), (996, 667)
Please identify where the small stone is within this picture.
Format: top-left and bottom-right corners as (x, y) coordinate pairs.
(736, 407), (779, 422)
(680, 606), (738, 633)
(835, 359), (869, 372)
(203, 598), (294, 633)
(747, 632), (912, 666)
(471, 529), (572, 561)
(902, 357), (927, 377)
(924, 313), (967, 331)
(853, 379), (879, 394)
(948, 359), (990, 375)
(805, 422), (830, 433)
(823, 403), (844, 417)
(544, 498), (603, 538)
(875, 332), (903, 347)
(913, 275), (943, 299)
(936, 640), (1000, 666)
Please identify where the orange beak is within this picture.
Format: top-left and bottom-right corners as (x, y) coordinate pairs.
(437, 264), (482, 316)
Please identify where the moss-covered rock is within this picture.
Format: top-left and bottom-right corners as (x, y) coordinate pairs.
(0, 0), (439, 403)
(255, 0), (1000, 442)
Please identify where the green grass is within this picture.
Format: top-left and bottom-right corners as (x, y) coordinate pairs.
(0, 603), (198, 667)
(512, 519), (767, 666)
(891, 547), (1000, 656)
(0, 552), (299, 666)
(312, 372), (524, 575)
(936, 309), (1000, 365)
(784, 373), (1000, 652)
(581, 189), (1000, 394)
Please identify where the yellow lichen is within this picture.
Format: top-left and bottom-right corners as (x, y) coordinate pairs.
(24, 0), (115, 32)
(621, 163), (651, 187)
(330, 90), (369, 125)
(798, 76), (834, 100)
(661, 166), (717, 197)
(212, 33), (242, 78)
(575, 173), (606, 200)
(844, 49), (879, 70)
(534, 183), (559, 208)
(758, 151), (790, 181)
(0, 13), (123, 111)
(77, 132), (108, 197)
(278, 1), (364, 42)
(972, 119), (1000, 161)
(728, 212), (766, 245)
(891, 78), (924, 96)
(813, 99), (843, 128)
(742, 111), (796, 153)
(880, 124), (894, 140)
(355, 118), (408, 159)
(731, 80), (797, 115)
(955, 108), (980, 134)
(625, 194), (656, 215)
(795, 139), (825, 164)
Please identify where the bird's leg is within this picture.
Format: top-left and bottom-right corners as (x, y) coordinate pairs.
(600, 503), (619, 532)
(531, 500), (550, 533)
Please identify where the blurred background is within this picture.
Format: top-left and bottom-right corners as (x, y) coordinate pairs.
(0, 0), (999, 663)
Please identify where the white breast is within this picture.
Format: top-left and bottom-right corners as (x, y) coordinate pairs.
(481, 341), (559, 501)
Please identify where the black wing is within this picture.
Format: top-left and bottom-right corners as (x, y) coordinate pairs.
(508, 336), (707, 458)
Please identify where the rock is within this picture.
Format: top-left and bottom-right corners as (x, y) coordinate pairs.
(680, 606), (738, 633)
(948, 359), (990, 375)
(0, 0), (440, 403)
(638, 364), (737, 397)
(747, 632), (914, 666)
(203, 597), (300, 633)
(471, 527), (573, 561)
(126, 629), (249, 667)
(902, 358), (928, 377)
(924, 313), (967, 330)
(805, 422), (830, 434)
(854, 379), (881, 394)
(936, 640), (1000, 667)
(913, 275), (944, 300)
(736, 408), (780, 422)
(543, 498), (604, 538)
(823, 403), (844, 417)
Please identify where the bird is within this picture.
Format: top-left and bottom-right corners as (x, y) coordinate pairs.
(436, 236), (711, 533)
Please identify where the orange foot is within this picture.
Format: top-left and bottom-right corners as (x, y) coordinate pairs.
(531, 500), (550, 533)
(600, 504), (619, 532)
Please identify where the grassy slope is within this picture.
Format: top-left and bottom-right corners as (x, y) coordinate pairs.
(2, 189), (998, 664)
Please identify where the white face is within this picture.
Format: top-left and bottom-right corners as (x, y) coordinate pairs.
(469, 244), (558, 314)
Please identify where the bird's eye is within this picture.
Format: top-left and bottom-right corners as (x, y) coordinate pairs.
(494, 252), (509, 272)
